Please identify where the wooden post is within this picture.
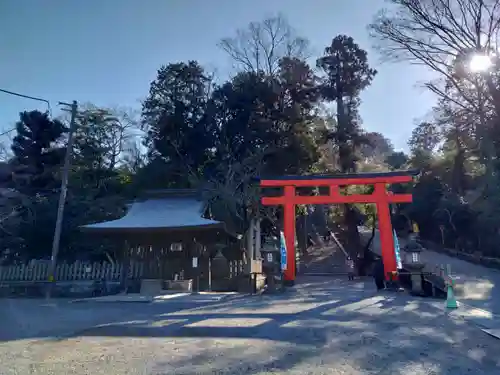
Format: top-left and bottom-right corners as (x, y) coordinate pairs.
(208, 251), (212, 292)
(246, 219), (254, 264)
(255, 217), (261, 260)
(375, 183), (398, 280)
(283, 186), (296, 284)
(120, 240), (130, 293)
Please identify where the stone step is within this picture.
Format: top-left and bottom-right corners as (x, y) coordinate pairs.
(300, 243), (349, 276)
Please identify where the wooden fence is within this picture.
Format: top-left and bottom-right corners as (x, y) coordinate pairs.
(0, 259), (246, 282)
(0, 262), (144, 282)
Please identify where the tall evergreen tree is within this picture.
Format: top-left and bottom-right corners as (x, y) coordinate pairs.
(317, 35), (377, 264)
(10, 110), (67, 192)
(317, 35), (377, 174)
(140, 61), (216, 188)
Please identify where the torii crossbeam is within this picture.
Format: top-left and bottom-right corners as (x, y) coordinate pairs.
(259, 170), (419, 284)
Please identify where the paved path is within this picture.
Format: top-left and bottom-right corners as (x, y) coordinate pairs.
(1, 277), (499, 374)
(363, 229), (500, 334)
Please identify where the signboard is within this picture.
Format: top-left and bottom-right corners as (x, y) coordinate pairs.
(249, 259), (262, 274)
(412, 222), (419, 234)
(280, 231), (287, 271)
(171, 243), (183, 252)
(192, 257), (198, 268)
(393, 230), (403, 269)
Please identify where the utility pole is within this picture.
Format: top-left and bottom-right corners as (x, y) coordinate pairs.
(46, 100), (78, 299)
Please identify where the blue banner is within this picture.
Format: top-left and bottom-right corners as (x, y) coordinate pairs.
(393, 229), (403, 269)
(280, 231), (287, 271)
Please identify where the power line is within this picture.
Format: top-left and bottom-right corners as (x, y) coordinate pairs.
(0, 128), (15, 137)
(47, 100), (78, 298)
(0, 87), (54, 137)
(1, 88), (78, 299)
(0, 88), (52, 112)
(0, 87), (53, 117)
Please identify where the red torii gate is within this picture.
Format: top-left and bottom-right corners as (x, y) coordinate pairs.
(259, 170), (419, 284)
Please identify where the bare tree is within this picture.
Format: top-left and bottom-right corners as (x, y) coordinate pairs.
(121, 138), (147, 173)
(105, 106), (142, 169)
(219, 14), (310, 76)
(369, 0), (500, 107)
(369, 0), (500, 188)
(0, 136), (13, 162)
(74, 104), (142, 170)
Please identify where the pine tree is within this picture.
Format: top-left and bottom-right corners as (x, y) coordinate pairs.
(11, 110), (67, 192)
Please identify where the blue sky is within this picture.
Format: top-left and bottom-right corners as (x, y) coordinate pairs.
(0, 0), (436, 151)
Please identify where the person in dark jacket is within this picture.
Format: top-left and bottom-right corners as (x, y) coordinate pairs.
(373, 258), (386, 291)
(323, 231), (331, 244)
(307, 235), (315, 248)
(346, 256), (355, 281)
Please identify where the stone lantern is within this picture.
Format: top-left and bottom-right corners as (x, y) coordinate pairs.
(260, 236), (281, 292)
(402, 238), (425, 296)
(261, 237), (278, 264)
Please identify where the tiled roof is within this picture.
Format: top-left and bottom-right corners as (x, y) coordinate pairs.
(81, 197), (222, 231)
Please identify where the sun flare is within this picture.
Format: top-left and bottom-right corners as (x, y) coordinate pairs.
(469, 54), (493, 73)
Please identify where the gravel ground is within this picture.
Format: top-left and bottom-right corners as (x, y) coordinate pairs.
(1, 277), (499, 375)
(362, 229), (500, 316)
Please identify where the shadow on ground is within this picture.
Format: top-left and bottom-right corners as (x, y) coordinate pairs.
(0, 297), (214, 342)
(1, 277), (499, 374)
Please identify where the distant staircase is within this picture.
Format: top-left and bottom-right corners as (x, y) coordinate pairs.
(300, 241), (349, 276)
(298, 207), (351, 276)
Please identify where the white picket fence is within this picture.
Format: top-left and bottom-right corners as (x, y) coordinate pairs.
(0, 261), (144, 282)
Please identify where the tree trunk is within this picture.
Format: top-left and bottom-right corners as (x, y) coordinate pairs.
(345, 207), (364, 274)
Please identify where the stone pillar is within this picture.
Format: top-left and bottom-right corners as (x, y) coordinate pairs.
(405, 264), (425, 295)
(410, 271), (424, 295)
(255, 218), (261, 260)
